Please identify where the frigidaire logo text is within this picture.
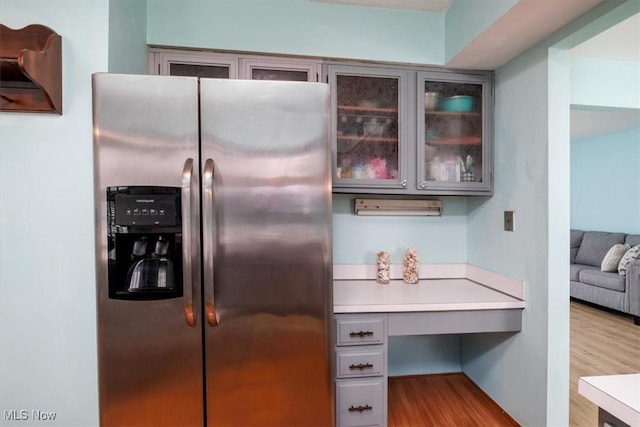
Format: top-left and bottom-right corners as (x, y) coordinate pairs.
(136, 199), (155, 203)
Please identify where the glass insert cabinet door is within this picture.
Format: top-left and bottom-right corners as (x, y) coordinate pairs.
(169, 63), (232, 79)
(239, 59), (318, 82)
(329, 66), (408, 189)
(151, 51), (320, 82)
(417, 71), (492, 192)
(154, 52), (238, 78)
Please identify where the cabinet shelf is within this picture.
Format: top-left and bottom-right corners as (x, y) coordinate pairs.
(0, 24), (62, 114)
(425, 111), (480, 117)
(427, 137), (482, 146)
(338, 135), (398, 143)
(338, 105), (397, 114)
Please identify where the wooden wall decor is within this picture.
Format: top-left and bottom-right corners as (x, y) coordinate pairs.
(0, 24), (62, 114)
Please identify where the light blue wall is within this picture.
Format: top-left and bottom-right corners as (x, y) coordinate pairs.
(464, 44), (555, 427)
(0, 1), (110, 426)
(0, 0), (628, 425)
(109, 0), (149, 73)
(332, 195), (467, 264)
(388, 335), (461, 376)
(571, 127), (640, 233)
(459, 2), (638, 423)
(147, 0), (445, 65)
(568, 5), (640, 237)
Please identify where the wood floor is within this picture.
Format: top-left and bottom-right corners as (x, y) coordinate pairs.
(388, 373), (519, 427)
(569, 299), (640, 426)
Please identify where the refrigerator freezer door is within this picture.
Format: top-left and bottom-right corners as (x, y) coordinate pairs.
(93, 73), (203, 426)
(200, 79), (333, 426)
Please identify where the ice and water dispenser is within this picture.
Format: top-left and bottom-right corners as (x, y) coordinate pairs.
(107, 186), (182, 300)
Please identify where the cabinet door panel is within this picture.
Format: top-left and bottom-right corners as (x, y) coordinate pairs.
(151, 51), (238, 78)
(417, 71), (492, 193)
(169, 63), (231, 79)
(329, 66), (408, 190)
(240, 58), (318, 82)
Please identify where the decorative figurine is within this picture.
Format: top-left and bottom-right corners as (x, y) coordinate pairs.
(403, 248), (419, 284)
(376, 251), (390, 284)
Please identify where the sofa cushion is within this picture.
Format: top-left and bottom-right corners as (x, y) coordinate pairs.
(579, 269), (626, 292)
(570, 230), (585, 264)
(575, 231), (627, 267)
(625, 234), (640, 247)
(571, 264), (597, 282)
(601, 244), (630, 272)
(618, 244), (640, 276)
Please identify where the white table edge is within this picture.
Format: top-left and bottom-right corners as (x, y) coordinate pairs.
(578, 375), (640, 427)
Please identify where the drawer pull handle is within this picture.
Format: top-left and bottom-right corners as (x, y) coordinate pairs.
(348, 404), (373, 413)
(349, 331), (374, 338)
(349, 363), (374, 370)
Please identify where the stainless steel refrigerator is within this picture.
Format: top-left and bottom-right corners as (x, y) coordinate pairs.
(92, 73), (333, 426)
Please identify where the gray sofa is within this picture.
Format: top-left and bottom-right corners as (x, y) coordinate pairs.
(570, 230), (640, 325)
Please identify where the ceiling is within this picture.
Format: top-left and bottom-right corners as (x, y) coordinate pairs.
(314, 0), (639, 141)
(571, 12), (640, 61)
(313, 0), (639, 67)
(571, 108), (640, 141)
(570, 12), (640, 141)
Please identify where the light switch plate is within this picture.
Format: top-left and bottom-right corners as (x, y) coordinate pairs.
(504, 211), (514, 231)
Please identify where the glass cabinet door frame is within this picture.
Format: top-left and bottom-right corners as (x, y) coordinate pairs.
(328, 65), (409, 191)
(239, 58), (319, 82)
(150, 48), (320, 82)
(416, 70), (493, 193)
(149, 49), (238, 78)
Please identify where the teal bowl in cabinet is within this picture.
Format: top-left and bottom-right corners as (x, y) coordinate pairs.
(442, 95), (474, 112)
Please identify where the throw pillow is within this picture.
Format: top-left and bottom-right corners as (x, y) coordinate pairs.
(618, 244), (640, 276)
(601, 244), (630, 272)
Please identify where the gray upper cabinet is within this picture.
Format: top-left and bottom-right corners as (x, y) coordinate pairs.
(326, 62), (494, 196)
(149, 51), (493, 195)
(149, 48), (319, 82)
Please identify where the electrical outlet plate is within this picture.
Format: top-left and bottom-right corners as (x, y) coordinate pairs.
(504, 211), (514, 231)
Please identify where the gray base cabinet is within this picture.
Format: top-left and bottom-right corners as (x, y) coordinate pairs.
(335, 315), (388, 427)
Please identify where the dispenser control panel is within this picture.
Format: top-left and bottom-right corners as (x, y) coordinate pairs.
(111, 190), (180, 227)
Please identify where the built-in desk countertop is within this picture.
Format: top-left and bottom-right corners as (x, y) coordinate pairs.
(579, 374), (640, 427)
(333, 264), (525, 335)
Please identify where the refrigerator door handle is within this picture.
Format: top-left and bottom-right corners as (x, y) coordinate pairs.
(203, 158), (218, 327)
(182, 158), (197, 327)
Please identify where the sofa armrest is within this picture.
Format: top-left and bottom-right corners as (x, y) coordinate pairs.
(627, 259), (640, 317)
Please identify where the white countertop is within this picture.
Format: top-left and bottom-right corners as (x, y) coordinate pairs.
(578, 374), (640, 427)
(333, 264), (525, 314)
(334, 279), (524, 313)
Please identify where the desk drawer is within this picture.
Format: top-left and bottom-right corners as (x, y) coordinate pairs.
(336, 347), (385, 378)
(336, 378), (384, 427)
(336, 316), (385, 346)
